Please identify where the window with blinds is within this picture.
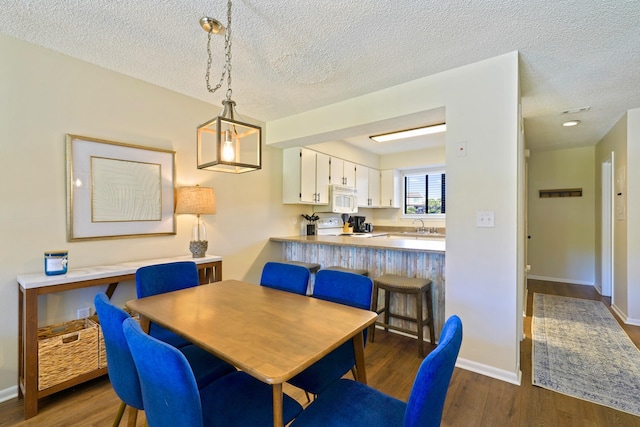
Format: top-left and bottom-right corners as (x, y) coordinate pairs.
(403, 171), (446, 215)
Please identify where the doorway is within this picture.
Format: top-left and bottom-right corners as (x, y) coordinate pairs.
(601, 153), (614, 298)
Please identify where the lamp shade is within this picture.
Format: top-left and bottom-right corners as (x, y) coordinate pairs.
(175, 186), (216, 215)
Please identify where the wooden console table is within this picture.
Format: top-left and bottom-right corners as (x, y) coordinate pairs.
(17, 255), (222, 420)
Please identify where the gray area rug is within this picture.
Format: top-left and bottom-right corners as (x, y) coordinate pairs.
(532, 293), (640, 417)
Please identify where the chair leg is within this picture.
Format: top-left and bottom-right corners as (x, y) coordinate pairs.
(112, 401), (126, 427)
(304, 391), (311, 403)
(126, 406), (138, 427)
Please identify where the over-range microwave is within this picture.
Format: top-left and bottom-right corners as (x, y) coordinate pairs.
(317, 184), (358, 214)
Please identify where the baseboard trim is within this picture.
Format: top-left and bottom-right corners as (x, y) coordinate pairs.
(610, 304), (640, 326)
(528, 275), (594, 286)
(455, 357), (522, 386)
(0, 385), (18, 404)
(627, 317), (640, 327)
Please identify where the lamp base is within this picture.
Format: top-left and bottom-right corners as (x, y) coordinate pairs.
(189, 240), (208, 258)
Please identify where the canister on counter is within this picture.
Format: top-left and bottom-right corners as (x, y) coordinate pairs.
(44, 250), (68, 276)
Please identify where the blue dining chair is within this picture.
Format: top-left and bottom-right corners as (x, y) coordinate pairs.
(290, 315), (463, 427)
(122, 317), (304, 427)
(260, 261), (310, 295)
(94, 293), (236, 426)
(135, 261), (202, 348)
(287, 269), (373, 397)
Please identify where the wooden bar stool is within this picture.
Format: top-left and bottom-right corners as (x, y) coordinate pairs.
(324, 266), (369, 276)
(285, 261), (321, 274)
(370, 274), (434, 357)
(285, 261), (321, 295)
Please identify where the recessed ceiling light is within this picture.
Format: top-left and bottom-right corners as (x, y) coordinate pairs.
(562, 120), (581, 127)
(370, 123), (446, 143)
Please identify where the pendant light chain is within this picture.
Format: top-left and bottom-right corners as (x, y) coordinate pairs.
(205, 0), (233, 102)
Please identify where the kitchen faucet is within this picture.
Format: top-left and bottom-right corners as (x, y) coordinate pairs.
(412, 219), (425, 233)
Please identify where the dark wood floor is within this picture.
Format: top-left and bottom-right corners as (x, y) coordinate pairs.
(2, 279), (639, 426)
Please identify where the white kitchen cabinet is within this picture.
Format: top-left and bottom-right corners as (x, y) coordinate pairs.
(356, 165), (381, 207)
(380, 169), (401, 208)
(330, 157), (356, 186)
(356, 165), (369, 206)
(283, 147), (330, 204)
(369, 168), (381, 207)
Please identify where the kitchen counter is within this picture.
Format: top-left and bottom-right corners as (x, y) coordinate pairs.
(270, 234), (445, 253)
(270, 234), (445, 340)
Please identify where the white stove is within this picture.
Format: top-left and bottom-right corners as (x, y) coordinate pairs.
(316, 217), (344, 236)
(316, 216), (376, 237)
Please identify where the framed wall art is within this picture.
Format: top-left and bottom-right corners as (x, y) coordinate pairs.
(66, 134), (176, 241)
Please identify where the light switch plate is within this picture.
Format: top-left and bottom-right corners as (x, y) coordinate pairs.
(477, 211), (495, 228)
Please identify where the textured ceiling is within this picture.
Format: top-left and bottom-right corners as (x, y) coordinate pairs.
(1, 0), (639, 153)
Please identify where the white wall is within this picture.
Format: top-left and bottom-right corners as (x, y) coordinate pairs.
(595, 115), (628, 319)
(267, 52), (523, 384)
(527, 147), (596, 285)
(627, 109), (640, 325)
(600, 109), (640, 326)
(0, 34), (306, 396)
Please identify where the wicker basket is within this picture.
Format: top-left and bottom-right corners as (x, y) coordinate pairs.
(37, 318), (99, 390)
(89, 308), (139, 369)
(87, 316), (107, 369)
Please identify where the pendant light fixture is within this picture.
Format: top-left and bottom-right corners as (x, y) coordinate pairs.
(197, 0), (262, 173)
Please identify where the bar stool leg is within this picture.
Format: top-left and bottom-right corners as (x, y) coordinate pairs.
(383, 288), (391, 332)
(426, 285), (435, 345)
(416, 289), (424, 358)
(370, 282), (380, 342)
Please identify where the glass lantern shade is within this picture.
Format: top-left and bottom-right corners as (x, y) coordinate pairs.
(197, 115), (262, 174)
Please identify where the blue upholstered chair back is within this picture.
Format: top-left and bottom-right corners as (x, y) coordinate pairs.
(135, 261), (200, 347)
(312, 269), (373, 310)
(93, 293), (143, 410)
(403, 315), (463, 427)
(260, 261), (310, 295)
(286, 269), (374, 395)
(135, 261), (200, 298)
(122, 317), (205, 427)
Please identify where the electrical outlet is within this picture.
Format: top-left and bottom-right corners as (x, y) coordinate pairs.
(77, 307), (90, 319)
(477, 211), (495, 228)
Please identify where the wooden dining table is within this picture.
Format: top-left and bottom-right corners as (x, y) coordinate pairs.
(126, 279), (378, 427)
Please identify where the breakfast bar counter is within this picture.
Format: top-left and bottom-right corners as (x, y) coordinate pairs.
(270, 234), (445, 253)
(270, 234), (445, 341)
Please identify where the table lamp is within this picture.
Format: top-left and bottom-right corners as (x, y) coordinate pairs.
(175, 186), (216, 257)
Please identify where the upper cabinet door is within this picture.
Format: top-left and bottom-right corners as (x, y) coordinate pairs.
(300, 148), (318, 203)
(330, 157), (344, 185)
(315, 152), (330, 204)
(356, 165), (369, 207)
(330, 158), (356, 186)
(368, 168), (381, 207)
(343, 160), (356, 187)
(380, 169), (401, 208)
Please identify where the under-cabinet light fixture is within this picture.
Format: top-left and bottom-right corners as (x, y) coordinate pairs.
(370, 123), (446, 143)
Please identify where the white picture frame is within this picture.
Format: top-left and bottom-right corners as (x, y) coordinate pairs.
(66, 134), (176, 241)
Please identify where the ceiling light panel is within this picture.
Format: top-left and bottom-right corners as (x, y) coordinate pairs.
(370, 124), (446, 143)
